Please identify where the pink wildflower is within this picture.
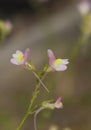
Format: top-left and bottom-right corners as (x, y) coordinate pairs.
(10, 48), (30, 65)
(54, 97), (63, 109)
(47, 49), (69, 71)
(42, 97), (63, 110)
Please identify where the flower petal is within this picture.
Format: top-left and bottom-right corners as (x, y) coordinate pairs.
(55, 97), (62, 103)
(54, 97), (63, 109)
(12, 54), (17, 58)
(10, 58), (19, 65)
(55, 64), (67, 71)
(23, 48), (30, 64)
(47, 49), (55, 66)
(62, 59), (69, 64)
(16, 50), (23, 54)
(53, 59), (67, 71)
(55, 102), (63, 109)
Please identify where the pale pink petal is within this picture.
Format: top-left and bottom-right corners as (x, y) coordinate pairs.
(55, 64), (67, 71)
(16, 50), (23, 54)
(23, 48), (30, 64)
(55, 97), (63, 109)
(12, 54), (17, 58)
(62, 59), (69, 64)
(10, 58), (19, 65)
(55, 97), (62, 103)
(47, 49), (55, 66)
(55, 103), (63, 109)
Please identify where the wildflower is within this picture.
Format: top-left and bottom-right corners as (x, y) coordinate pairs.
(47, 49), (69, 71)
(78, 0), (90, 15)
(34, 97), (63, 130)
(54, 97), (63, 109)
(4, 20), (13, 32)
(10, 48), (30, 65)
(42, 97), (63, 110)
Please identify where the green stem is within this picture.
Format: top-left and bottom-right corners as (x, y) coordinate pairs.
(16, 70), (48, 130)
(16, 112), (29, 130)
(16, 84), (40, 130)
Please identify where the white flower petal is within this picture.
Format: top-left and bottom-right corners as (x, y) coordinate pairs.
(16, 50), (23, 54)
(10, 58), (19, 65)
(12, 54), (17, 58)
(55, 64), (67, 71)
(55, 102), (63, 109)
(62, 59), (69, 64)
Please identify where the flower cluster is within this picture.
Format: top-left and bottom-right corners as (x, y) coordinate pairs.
(10, 48), (69, 130)
(10, 48), (68, 108)
(10, 48), (69, 72)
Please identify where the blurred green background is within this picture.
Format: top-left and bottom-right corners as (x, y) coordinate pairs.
(0, 0), (91, 130)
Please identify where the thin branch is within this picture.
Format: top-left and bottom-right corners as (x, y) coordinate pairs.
(26, 63), (49, 93)
(32, 71), (49, 93)
(34, 107), (45, 130)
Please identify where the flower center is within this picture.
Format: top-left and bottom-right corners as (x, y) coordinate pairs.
(54, 59), (62, 68)
(17, 54), (24, 61)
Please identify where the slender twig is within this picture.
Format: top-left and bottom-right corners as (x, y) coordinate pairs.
(26, 63), (49, 93)
(34, 107), (45, 130)
(32, 71), (49, 93)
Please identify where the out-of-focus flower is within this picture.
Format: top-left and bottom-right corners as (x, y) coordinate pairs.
(42, 97), (63, 110)
(0, 20), (12, 33)
(49, 125), (58, 130)
(63, 127), (72, 130)
(10, 48), (30, 65)
(4, 20), (13, 32)
(78, 0), (90, 15)
(47, 49), (69, 72)
(0, 20), (13, 42)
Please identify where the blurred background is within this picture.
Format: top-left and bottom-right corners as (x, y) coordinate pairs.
(0, 0), (91, 130)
